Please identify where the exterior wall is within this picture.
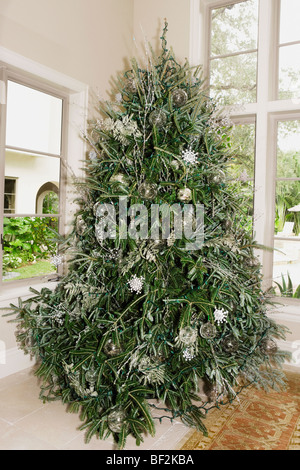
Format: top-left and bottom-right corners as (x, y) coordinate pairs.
(5, 151), (59, 214)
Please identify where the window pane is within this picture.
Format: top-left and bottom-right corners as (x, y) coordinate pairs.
(278, 44), (300, 100)
(211, 0), (258, 56)
(277, 120), (300, 178)
(275, 181), (300, 237)
(280, 0), (300, 44)
(4, 150), (60, 214)
(229, 123), (255, 179)
(273, 239), (300, 297)
(210, 52), (257, 105)
(6, 81), (63, 155)
(2, 217), (59, 282)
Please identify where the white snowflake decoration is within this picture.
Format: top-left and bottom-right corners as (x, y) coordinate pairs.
(181, 147), (198, 165)
(213, 308), (228, 325)
(183, 348), (195, 361)
(50, 254), (63, 267)
(128, 275), (145, 294)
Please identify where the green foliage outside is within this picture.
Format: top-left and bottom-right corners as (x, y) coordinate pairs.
(2, 217), (58, 274)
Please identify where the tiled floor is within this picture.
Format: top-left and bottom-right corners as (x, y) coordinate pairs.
(0, 367), (191, 450)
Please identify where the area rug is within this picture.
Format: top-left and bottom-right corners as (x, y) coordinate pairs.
(179, 371), (300, 450)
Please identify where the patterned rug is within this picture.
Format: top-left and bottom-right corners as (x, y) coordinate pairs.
(179, 371), (300, 450)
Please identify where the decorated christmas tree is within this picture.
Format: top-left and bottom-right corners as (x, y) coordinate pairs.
(6, 23), (289, 448)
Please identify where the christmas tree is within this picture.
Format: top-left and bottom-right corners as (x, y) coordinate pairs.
(6, 23), (289, 448)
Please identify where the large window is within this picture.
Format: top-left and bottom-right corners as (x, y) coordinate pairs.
(198, 0), (300, 301)
(0, 71), (66, 287)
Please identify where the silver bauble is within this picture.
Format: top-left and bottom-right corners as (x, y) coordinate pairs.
(107, 410), (127, 433)
(149, 109), (167, 129)
(221, 334), (239, 353)
(200, 322), (217, 339)
(138, 182), (158, 200)
(125, 78), (138, 94)
(103, 339), (123, 357)
(178, 187), (192, 202)
(109, 173), (129, 186)
(170, 160), (180, 170)
(260, 338), (277, 355)
(172, 88), (188, 107)
(211, 171), (225, 184)
(76, 215), (87, 236)
(178, 326), (197, 346)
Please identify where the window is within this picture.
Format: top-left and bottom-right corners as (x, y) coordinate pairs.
(4, 178), (16, 213)
(0, 71), (65, 286)
(196, 0), (300, 301)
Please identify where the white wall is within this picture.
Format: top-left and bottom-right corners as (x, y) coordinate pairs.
(5, 151), (59, 214)
(133, 0), (191, 64)
(0, 0), (135, 96)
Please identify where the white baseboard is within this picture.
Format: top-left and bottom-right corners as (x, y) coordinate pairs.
(0, 346), (35, 379)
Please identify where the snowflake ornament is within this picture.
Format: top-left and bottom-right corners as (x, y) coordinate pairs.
(128, 275), (145, 294)
(181, 147), (198, 165)
(213, 308), (228, 326)
(183, 348), (195, 361)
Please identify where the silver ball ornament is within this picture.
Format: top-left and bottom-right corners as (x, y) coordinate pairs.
(125, 78), (137, 94)
(149, 109), (167, 129)
(172, 88), (188, 107)
(107, 410), (127, 433)
(221, 334), (239, 353)
(103, 339), (123, 357)
(109, 173), (129, 186)
(138, 182), (158, 200)
(178, 187), (192, 202)
(200, 322), (217, 339)
(260, 338), (277, 355)
(178, 326), (197, 346)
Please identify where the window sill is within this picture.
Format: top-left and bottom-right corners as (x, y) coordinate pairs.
(0, 278), (59, 309)
(268, 296), (300, 322)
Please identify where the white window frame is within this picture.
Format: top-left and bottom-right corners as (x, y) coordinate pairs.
(0, 47), (88, 304)
(190, 0), (300, 309)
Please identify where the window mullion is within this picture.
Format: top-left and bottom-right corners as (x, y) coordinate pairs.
(252, 0), (278, 288)
(0, 66), (7, 288)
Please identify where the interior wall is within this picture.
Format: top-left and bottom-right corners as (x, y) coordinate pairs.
(132, 0), (191, 64)
(0, 0), (135, 95)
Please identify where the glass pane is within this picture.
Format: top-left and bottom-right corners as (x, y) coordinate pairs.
(277, 120), (300, 178)
(2, 217), (59, 282)
(6, 81), (63, 155)
(4, 149), (60, 214)
(211, 0), (258, 56)
(278, 44), (300, 100)
(275, 181), (300, 237)
(229, 123), (255, 179)
(210, 52), (257, 105)
(280, 0), (300, 44)
(273, 239), (300, 297)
